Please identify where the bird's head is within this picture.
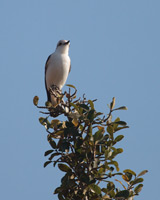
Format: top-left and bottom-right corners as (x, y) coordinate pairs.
(56, 40), (70, 54)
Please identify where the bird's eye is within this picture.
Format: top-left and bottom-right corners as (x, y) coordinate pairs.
(58, 42), (62, 46)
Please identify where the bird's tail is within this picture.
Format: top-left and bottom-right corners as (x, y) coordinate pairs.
(50, 95), (59, 106)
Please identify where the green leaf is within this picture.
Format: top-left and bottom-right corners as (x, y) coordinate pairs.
(122, 174), (129, 182)
(113, 121), (127, 126)
(39, 117), (45, 125)
(130, 178), (144, 185)
(50, 119), (60, 128)
(105, 150), (112, 159)
(102, 188), (108, 194)
(115, 135), (124, 142)
(123, 169), (136, 176)
(109, 189), (115, 197)
(48, 152), (61, 161)
(44, 150), (54, 156)
(87, 109), (95, 122)
(39, 117), (50, 129)
(134, 184), (143, 194)
(107, 182), (115, 191)
(48, 138), (56, 149)
(66, 84), (76, 89)
(79, 104), (89, 111)
(114, 117), (120, 122)
(54, 187), (62, 194)
(116, 148), (123, 154)
(89, 184), (101, 195)
(70, 102), (79, 112)
(58, 164), (71, 172)
(107, 125), (114, 134)
(115, 190), (129, 198)
(113, 117), (120, 129)
(44, 161), (52, 168)
(88, 100), (94, 110)
(137, 170), (148, 177)
(95, 112), (103, 117)
(45, 101), (53, 107)
(110, 97), (115, 110)
(98, 166), (105, 173)
(93, 130), (103, 142)
(125, 172), (132, 181)
(115, 179), (126, 189)
(109, 161), (119, 172)
(115, 126), (129, 132)
(79, 174), (89, 184)
(113, 106), (128, 111)
(33, 96), (39, 106)
(97, 126), (105, 132)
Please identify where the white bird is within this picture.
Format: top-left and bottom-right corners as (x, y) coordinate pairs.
(45, 40), (71, 105)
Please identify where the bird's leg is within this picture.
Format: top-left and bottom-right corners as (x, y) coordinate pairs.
(50, 84), (62, 96)
(49, 85), (67, 108)
(49, 85), (71, 114)
(49, 85), (61, 98)
(55, 86), (61, 95)
(49, 87), (57, 98)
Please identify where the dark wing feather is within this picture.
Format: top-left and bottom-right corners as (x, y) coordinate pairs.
(69, 62), (71, 73)
(45, 55), (51, 102)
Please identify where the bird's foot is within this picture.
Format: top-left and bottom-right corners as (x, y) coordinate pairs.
(49, 84), (62, 98)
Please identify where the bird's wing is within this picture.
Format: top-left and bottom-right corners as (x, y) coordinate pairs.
(45, 54), (51, 102)
(69, 61), (71, 73)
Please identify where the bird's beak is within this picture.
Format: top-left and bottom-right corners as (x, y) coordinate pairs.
(65, 40), (70, 45)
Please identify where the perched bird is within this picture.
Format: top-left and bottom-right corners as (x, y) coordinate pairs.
(45, 40), (71, 105)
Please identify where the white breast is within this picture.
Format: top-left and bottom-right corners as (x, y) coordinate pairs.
(46, 52), (70, 90)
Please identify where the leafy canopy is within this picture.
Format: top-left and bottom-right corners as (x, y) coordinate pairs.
(33, 85), (147, 200)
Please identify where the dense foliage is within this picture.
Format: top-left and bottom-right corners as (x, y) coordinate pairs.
(33, 85), (147, 200)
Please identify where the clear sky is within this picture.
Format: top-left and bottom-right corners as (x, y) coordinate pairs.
(0, 0), (160, 199)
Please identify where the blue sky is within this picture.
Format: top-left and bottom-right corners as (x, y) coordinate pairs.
(0, 0), (160, 199)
